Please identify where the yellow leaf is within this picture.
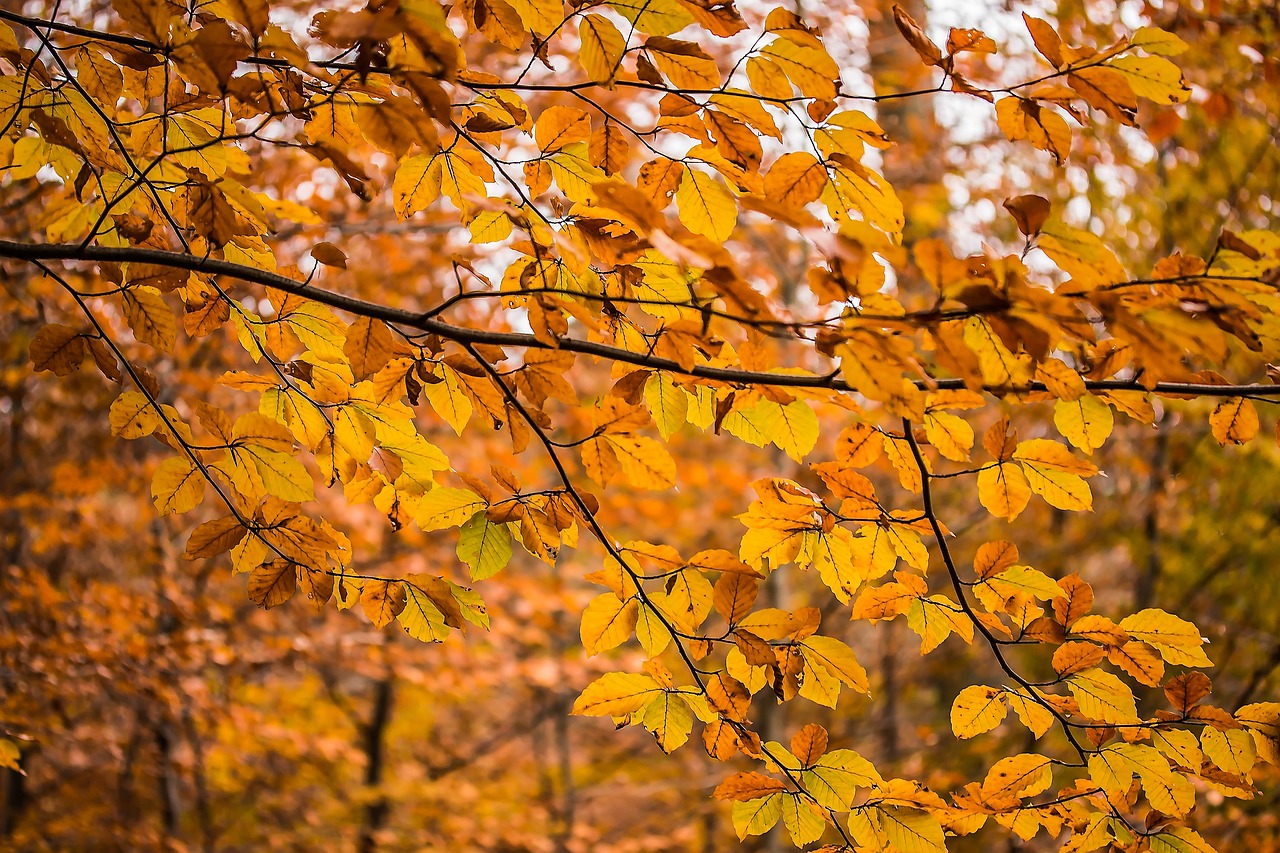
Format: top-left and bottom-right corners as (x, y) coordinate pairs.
(1036, 358), (1087, 401)
(635, 599), (672, 656)
(606, 435), (677, 489)
(640, 690), (694, 751)
(152, 456), (205, 515)
(951, 685), (1007, 738)
(332, 404), (373, 458)
(1089, 743), (1194, 817)
(1209, 397), (1258, 446)
(1012, 438), (1098, 476)
(1148, 827), (1219, 853)
(241, 446), (315, 503)
(1054, 394), (1113, 454)
(771, 401), (818, 462)
(534, 105), (591, 154)
(963, 317), (1026, 387)
(1068, 668), (1140, 724)
(645, 371), (688, 440)
(995, 97), (1071, 165)
(723, 398), (784, 448)
(746, 56), (793, 99)
(392, 153), (441, 218)
(456, 512), (512, 580)
(278, 296), (347, 361)
(779, 795), (825, 846)
(1201, 727), (1256, 778)
(1130, 26), (1189, 56)
(883, 435), (925, 493)
(1119, 609), (1212, 667)
(923, 411), (973, 461)
(1004, 689), (1054, 738)
(1235, 703), (1280, 766)
(823, 157), (904, 237)
(1109, 54), (1190, 104)
(732, 794), (784, 839)
(438, 149), (492, 213)
(763, 151), (828, 208)
(981, 753), (1052, 800)
(882, 523), (928, 573)
(423, 363), (473, 435)
(761, 35), (838, 100)
(467, 209), (513, 243)
(415, 487), (487, 531)
(800, 748), (880, 808)
(676, 168), (737, 243)
(986, 565), (1066, 601)
(608, 0), (693, 36)
(506, 0), (563, 37)
(977, 463), (1031, 521)
(572, 671), (662, 716)
(110, 391), (160, 439)
(1152, 728), (1202, 770)
(398, 582), (451, 642)
(1019, 462), (1092, 512)
(1037, 221), (1128, 288)
(647, 37), (720, 89)
(581, 592), (639, 655)
(122, 286), (177, 351)
(548, 142), (606, 202)
(880, 806), (946, 853)
(909, 595), (972, 654)
(261, 387), (329, 451)
(800, 635), (870, 694)
(579, 14), (626, 85)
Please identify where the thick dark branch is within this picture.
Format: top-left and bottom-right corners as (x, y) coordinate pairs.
(3, 240), (1279, 399)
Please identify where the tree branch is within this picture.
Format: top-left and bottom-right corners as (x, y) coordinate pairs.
(4, 240), (1278, 399)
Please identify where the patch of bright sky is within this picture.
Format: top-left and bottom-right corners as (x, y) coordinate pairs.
(921, 0), (1165, 267)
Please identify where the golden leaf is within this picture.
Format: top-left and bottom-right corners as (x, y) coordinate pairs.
(580, 592), (639, 655)
(1209, 397), (1258, 446)
(951, 685), (1007, 738)
(122, 286), (177, 351)
(977, 463), (1031, 521)
(1053, 394), (1114, 455)
(578, 13), (626, 85)
(676, 167), (737, 243)
(247, 561), (297, 609)
(362, 579), (407, 628)
(1068, 668), (1140, 724)
(572, 671), (662, 716)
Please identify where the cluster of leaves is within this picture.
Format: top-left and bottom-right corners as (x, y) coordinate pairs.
(2, 0), (1280, 849)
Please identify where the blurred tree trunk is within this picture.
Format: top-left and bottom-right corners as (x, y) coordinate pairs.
(358, 676), (395, 853)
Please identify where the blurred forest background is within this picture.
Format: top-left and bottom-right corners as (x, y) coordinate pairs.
(2, 0), (1278, 850)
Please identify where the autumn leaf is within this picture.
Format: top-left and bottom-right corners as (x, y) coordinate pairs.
(1209, 397), (1258, 446)
(572, 672), (662, 716)
(952, 685), (1007, 738)
(676, 168), (736, 243)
